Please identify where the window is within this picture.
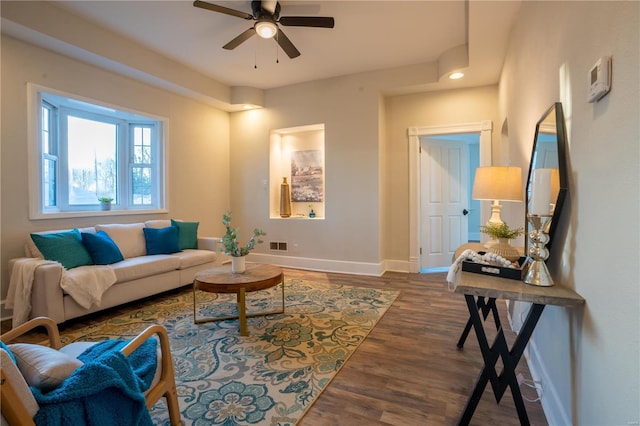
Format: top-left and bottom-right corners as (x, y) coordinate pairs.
(29, 86), (166, 218)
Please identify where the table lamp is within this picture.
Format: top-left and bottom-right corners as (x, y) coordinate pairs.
(472, 166), (523, 245)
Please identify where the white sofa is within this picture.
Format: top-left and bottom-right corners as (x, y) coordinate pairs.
(7, 220), (221, 325)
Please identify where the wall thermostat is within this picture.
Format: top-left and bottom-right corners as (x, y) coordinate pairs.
(587, 56), (611, 103)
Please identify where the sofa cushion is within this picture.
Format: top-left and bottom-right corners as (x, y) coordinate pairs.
(171, 249), (217, 269)
(171, 219), (199, 250)
(82, 230), (125, 265)
(30, 229), (93, 270)
(110, 255), (180, 283)
(8, 343), (83, 391)
(144, 219), (171, 229)
(95, 223), (146, 259)
(143, 226), (181, 255)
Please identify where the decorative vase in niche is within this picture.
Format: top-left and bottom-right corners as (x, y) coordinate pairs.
(280, 177), (291, 218)
(231, 256), (246, 274)
(487, 238), (520, 263)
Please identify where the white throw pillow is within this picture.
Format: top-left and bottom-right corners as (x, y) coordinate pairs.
(96, 223), (146, 259)
(144, 219), (171, 229)
(8, 343), (83, 391)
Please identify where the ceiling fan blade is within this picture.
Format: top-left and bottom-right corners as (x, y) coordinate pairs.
(222, 28), (256, 50)
(279, 16), (335, 28)
(193, 0), (253, 20)
(275, 28), (300, 58)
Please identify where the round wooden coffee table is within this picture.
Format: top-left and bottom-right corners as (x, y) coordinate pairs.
(193, 263), (285, 336)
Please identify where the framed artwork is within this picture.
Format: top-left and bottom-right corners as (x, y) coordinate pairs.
(291, 149), (323, 202)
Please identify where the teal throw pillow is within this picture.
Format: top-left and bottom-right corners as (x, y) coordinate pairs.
(30, 229), (93, 269)
(171, 219), (199, 250)
(143, 226), (181, 255)
(0, 341), (17, 364)
(81, 231), (124, 265)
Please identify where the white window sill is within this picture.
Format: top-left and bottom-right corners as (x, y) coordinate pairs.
(30, 208), (169, 220)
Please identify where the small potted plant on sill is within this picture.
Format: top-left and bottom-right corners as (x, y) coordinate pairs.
(221, 211), (266, 273)
(98, 197), (114, 211)
(480, 222), (524, 262)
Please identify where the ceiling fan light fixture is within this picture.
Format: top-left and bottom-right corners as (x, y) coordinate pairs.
(255, 21), (278, 39)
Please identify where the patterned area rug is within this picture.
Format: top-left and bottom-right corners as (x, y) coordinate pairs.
(57, 278), (398, 425)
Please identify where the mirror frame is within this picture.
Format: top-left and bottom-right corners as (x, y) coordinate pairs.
(525, 102), (569, 255)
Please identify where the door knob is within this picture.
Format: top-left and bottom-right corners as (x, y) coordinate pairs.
(463, 209), (469, 216)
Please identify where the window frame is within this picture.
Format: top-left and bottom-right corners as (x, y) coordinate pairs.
(27, 83), (168, 219)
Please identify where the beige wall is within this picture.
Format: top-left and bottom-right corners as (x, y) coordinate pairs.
(229, 74), (383, 271)
(384, 86), (502, 262)
(500, 1), (639, 424)
(228, 78), (501, 273)
(0, 36), (231, 312)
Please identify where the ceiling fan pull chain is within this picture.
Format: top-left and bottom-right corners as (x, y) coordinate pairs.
(276, 32), (279, 64)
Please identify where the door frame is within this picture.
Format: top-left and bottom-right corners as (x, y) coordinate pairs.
(408, 121), (493, 273)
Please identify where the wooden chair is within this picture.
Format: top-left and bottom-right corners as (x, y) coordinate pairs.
(1, 317), (181, 425)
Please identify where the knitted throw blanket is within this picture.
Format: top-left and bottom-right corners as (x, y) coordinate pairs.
(32, 339), (157, 426)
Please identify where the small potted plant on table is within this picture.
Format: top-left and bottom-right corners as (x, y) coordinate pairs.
(221, 211), (266, 273)
(480, 222), (524, 262)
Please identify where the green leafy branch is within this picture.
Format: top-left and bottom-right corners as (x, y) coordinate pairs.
(221, 211), (266, 257)
(480, 222), (524, 240)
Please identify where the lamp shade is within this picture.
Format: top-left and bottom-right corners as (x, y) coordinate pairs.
(472, 166), (523, 202)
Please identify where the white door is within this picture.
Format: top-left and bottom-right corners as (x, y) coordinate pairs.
(420, 138), (469, 269)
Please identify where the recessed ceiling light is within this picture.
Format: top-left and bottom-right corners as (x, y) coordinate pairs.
(449, 72), (465, 80)
(242, 104), (254, 110)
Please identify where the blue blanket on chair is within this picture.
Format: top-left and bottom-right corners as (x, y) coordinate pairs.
(32, 339), (157, 426)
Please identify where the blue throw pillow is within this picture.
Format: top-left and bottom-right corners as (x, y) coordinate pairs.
(30, 229), (93, 269)
(171, 219), (199, 250)
(81, 231), (124, 265)
(143, 226), (181, 255)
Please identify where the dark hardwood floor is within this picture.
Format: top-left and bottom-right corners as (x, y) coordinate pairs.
(285, 268), (548, 426)
(2, 268), (547, 425)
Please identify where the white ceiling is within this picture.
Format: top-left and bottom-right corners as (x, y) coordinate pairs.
(47, 0), (520, 91)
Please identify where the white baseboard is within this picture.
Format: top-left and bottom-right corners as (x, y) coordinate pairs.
(248, 253), (386, 276)
(507, 306), (571, 426)
(383, 259), (412, 273)
(526, 339), (572, 425)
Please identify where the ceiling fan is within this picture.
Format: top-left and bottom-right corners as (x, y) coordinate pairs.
(193, 0), (335, 59)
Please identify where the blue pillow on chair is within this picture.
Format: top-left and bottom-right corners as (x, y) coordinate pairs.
(143, 226), (181, 255)
(82, 231), (125, 265)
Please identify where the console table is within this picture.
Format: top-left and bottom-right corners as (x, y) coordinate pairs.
(451, 270), (584, 425)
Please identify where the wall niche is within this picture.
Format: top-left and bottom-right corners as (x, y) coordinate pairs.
(269, 124), (325, 219)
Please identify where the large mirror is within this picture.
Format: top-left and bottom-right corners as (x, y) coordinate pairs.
(525, 102), (569, 254)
